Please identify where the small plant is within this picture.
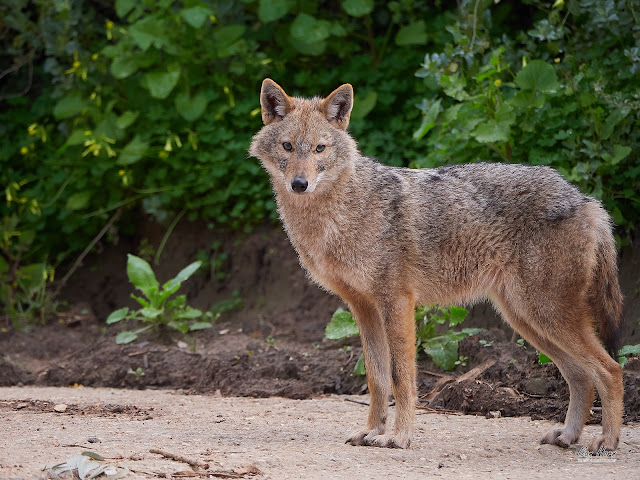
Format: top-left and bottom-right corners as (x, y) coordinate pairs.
(106, 254), (213, 344)
(210, 290), (244, 316)
(128, 367), (145, 379)
(479, 339), (493, 348)
(538, 352), (553, 365)
(325, 305), (481, 373)
(415, 305), (481, 371)
(516, 338), (527, 349)
(618, 344), (640, 369)
(455, 355), (469, 367)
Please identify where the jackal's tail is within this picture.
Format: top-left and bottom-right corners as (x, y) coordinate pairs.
(589, 229), (623, 359)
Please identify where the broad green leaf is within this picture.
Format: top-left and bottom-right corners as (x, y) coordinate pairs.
(116, 111), (139, 130)
(129, 17), (167, 51)
(174, 306), (203, 319)
(538, 352), (553, 364)
(18, 263), (46, 291)
(342, 0), (373, 17)
(258, 0), (291, 22)
(65, 129), (86, 146)
(106, 307), (129, 324)
(395, 21), (428, 46)
(163, 261), (202, 292)
(351, 91), (377, 120)
(117, 135), (148, 165)
(214, 25), (246, 47)
(602, 144), (631, 165)
(131, 294), (150, 308)
(126, 254), (159, 293)
(471, 119), (510, 143)
(619, 344), (640, 356)
(515, 60), (559, 93)
(168, 320), (190, 333)
(325, 308), (360, 340)
(65, 191), (91, 211)
(115, 0), (136, 17)
(175, 92), (208, 122)
(290, 14), (330, 43)
(116, 331), (138, 344)
(180, 6), (213, 29)
(142, 70), (180, 99)
(53, 94), (85, 119)
(190, 321), (213, 331)
(111, 56), (140, 79)
(353, 353), (366, 375)
(447, 306), (469, 326)
(422, 336), (459, 371)
(140, 307), (163, 319)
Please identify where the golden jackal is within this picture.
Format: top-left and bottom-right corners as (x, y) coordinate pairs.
(249, 79), (623, 452)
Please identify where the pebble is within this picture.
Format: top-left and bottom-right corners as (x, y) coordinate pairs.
(53, 404), (67, 413)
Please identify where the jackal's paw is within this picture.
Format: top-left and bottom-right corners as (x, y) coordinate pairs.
(587, 434), (618, 453)
(540, 428), (579, 448)
(346, 431), (409, 449)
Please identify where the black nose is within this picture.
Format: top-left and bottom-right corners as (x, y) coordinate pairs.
(291, 177), (308, 193)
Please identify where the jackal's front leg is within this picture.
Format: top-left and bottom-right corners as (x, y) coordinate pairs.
(345, 298), (393, 447)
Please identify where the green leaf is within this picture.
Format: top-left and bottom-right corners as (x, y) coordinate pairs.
(116, 111), (139, 130)
(214, 25), (246, 47)
(342, 0), (374, 17)
(538, 352), (553, 364)
(163, 261), (202, 292)
(395, 21), (428, 46)
(126, 254), (159, 294)
(515, 60), (559, 93)
(107, 307), (129, 324)
(175, 92), (208, 122)
(129, 17), (167, 51)
(258, 0), (291, 22)
(65, 129), (86, 146)
(413, 99), (441, 140)
(18, 263), (46, 291)
(140, 307), (163, 319)
(325, 308), (360, 340)
(353, 353), (366, 375)
(471, 119), (510, 143)
(142, 70), (180, 99)
(602, 144), (631, 166)
(422, 336), (459, 371)
(65, 191), (91, 211)
(174, 306), (203, 320)
(351, 91), (377, 120)
(190, 321), (213, 331)
(111, 56), (140, 79)
(116, 331), (138, 344)
(447, 306), (469, 327)
(619, 344), (640, 356)
(290, 14), (330, 43)
(115, 0), (136, 17)
(180, 6), (213, 28)
(53, 94), (85, 119)
(117, 135), (148, 165)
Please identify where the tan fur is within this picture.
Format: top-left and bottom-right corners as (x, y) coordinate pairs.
(249, 79), (624, 451)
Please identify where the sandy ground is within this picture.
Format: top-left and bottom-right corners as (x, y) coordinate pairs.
(1, 386), (637, 479)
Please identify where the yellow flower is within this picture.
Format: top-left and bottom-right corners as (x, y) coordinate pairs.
(494, 79), (502, 87)
(20, 146), (29, 155)
(118, 169), (125, 176)
(159, 151), (169, 159)
(73, 60), (81, 68)
(106, 20), (114, 29)
(554, 57), (561, 63)
(92, 53), (99, 61)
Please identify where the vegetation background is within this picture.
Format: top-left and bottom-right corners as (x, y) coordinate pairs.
(1, 0), (639, 328)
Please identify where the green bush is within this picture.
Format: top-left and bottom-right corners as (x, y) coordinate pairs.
(1, 1), (638, 326)
(413, 0), (639, 241)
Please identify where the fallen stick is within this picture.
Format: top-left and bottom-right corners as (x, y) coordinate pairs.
(149, 449), (209, 470)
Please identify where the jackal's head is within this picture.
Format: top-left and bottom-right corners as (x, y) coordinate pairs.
(249, 79), (357, 195)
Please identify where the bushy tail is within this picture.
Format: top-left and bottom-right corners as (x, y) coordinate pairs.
(590, 233), (623, 359)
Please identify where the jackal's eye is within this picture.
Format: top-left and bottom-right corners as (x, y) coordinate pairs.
(282, 142), (293, 152)
(315, 145), (325, 153)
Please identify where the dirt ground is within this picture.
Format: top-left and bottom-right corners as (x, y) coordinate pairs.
(1, 221), (640, 479)
(2, 386), (639, 480)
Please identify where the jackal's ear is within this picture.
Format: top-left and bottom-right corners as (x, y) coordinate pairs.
(260, 79), (293, 125)
(321, 84), (353, 130)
